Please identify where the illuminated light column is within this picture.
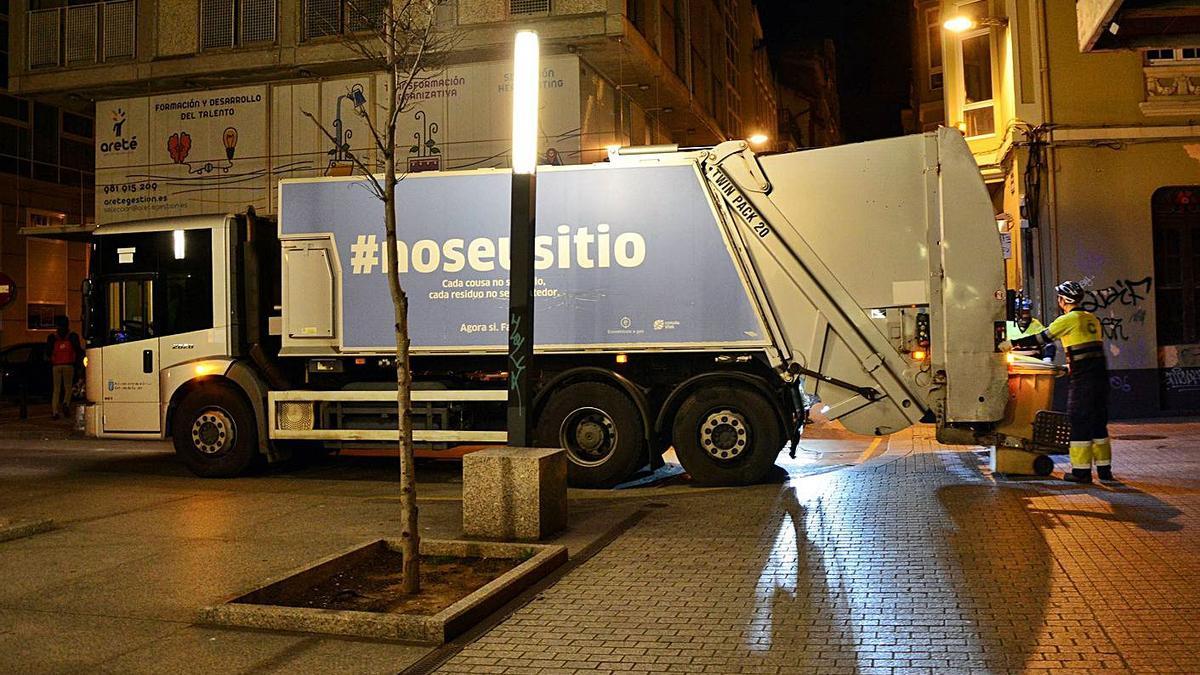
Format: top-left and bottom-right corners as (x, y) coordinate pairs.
(508, 29), (539, 447)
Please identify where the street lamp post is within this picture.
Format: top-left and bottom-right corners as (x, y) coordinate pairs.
(508, 30), (539, 447)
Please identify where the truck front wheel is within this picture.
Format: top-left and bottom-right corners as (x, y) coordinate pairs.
(672, 385), (782, 486)
(535, 382), (646, 488)
(171, 384), (259, 478)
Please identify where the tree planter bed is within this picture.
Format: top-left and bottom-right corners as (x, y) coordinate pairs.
(199, 539), (567, 644)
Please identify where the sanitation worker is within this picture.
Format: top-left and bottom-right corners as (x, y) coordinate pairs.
(1005, 295), (1056, 362)
(1002, 281), (1114, 483)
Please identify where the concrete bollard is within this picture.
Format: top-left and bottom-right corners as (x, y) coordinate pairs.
(462, 447), (567, 542)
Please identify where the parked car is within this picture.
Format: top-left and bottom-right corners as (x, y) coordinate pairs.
(0, 342), (52, 400)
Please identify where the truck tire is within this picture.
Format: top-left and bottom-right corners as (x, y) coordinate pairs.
(171, 384), (259, 478)
(671, 385), (782, 486)
(535, 382), (645, 488)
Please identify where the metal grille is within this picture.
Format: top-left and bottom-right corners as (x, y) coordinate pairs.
(240, 0), (276, 44)
(510, 0), (550, 14)
(28, 9), (61, 69)
(277, 402), (315, 431)
(65, 5), (98, 65)
(200, 0), (235, 50)
(1032, 410), (1071, 452)
(346, 0), (384, 33)
(102, 1), (136, 60)
(304, 0), (341, 39)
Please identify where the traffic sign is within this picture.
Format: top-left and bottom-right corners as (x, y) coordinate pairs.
(0, 272), (15, 309)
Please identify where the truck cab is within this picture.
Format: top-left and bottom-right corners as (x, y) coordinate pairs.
(83, 217), (236, 437)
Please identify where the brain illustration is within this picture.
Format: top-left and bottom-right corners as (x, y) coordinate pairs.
(167, 132), (192, 164)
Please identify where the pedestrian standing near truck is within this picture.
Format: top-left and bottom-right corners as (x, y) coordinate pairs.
(46, 315), (82, 420)
(1004, 281), (1114, 483)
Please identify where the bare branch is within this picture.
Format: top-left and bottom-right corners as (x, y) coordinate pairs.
(299, 109), (385, 200)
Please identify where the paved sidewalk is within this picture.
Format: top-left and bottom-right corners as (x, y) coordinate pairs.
(438, 422), (1200, 674)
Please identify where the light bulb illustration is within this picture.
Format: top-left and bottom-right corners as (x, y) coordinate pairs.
(222, 127), (238, 161)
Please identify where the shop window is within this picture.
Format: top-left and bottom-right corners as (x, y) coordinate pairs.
(25, 236), (67, 330)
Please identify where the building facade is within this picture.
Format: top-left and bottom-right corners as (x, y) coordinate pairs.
(8, 0), (777, 159)
(4, 0), (777, 347)
(774, 39), (840, 150)
(906, 0), (945, 133)
(927, 0), (1200, 416)
(0, 0), (92, 349)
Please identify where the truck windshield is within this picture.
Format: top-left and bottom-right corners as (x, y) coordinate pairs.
(91, 229), (214, 345)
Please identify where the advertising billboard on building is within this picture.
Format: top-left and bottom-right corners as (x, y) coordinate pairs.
(96, 86), (271, 223)
(96, 56), (583, 225)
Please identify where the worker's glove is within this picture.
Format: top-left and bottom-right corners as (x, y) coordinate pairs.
(997, 340), (1013, 352)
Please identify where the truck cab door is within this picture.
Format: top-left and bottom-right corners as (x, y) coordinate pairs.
(100, 277), (160, 432)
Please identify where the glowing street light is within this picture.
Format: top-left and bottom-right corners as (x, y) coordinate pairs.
(511, 30), (540, 175)
(943, 16), (976, 33)
(508, 29), (540, 447)
(748, 133), (769, 146)
(943, 15), (1007, 33)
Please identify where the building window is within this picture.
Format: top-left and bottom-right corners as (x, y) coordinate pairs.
(303, 0), (383, 40)
(200, 0), (276, 50)
(1, 4), (10, 89)
(25, 236), (68, 330)
(926, 7), (943, 91)
(25, 0), (134, 69)
(959, 28), (994, 137)
(1153, 187), (1200, 347)
(1145, 47), (1200, 64)
(509, 0), (549, 14)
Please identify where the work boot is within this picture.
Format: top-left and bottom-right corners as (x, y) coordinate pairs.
(1062, 468), (1093, 484)
(1097, 465), (1116, 482)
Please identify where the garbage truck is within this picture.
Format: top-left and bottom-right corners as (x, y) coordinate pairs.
(81, 128), (1020, 487)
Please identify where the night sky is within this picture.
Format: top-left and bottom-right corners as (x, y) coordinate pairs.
(757, 0), (912, 143)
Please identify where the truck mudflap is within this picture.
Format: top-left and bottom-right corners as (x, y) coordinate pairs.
(704, 130), (1008, 437)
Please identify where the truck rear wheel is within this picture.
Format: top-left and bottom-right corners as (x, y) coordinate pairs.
(535, 382), (646, 488)
(172, 384), (259, 478)
(672, 385), (782, 486)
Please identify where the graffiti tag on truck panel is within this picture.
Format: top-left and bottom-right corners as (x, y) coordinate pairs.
(707, 166), (771, 239)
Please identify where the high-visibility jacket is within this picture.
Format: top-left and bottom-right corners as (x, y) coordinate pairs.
(1006, 318), (1045, 341)
(1014, 309), (1103, 364)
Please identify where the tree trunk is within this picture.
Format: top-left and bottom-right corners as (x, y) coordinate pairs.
(383, 10), (420, 594)
(384, 165), (419, 594)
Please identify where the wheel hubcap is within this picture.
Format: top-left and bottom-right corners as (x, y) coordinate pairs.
(560, 407), (617, 467)
(701, 409), (749, 460)
(191, 408), (234, 455)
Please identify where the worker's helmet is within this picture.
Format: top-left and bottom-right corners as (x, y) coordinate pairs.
(1055, 280), (1086, 304)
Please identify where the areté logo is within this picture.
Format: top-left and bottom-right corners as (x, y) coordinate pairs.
(100, 108), (138, 153)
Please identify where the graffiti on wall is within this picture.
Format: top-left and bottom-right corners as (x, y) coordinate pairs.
(1075, 276), (1154, 354)
(1164, 367), (1200, 392)
(1079, 276), (1152, 313)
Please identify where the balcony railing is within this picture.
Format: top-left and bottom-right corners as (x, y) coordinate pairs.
(27, 0), (135, 70)
(1142, 63), (1200, 116)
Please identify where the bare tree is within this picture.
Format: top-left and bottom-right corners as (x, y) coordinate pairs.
(301, 0), (455, 594)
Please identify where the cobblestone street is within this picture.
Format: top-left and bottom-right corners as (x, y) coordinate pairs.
(438, 422), (1200, 675)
